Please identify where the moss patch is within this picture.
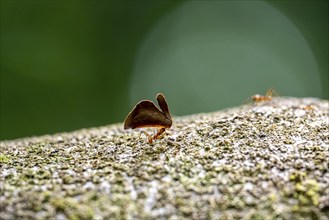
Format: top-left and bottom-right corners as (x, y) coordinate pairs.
(0, 153), (10, 164)
(1, 97), (328, 219)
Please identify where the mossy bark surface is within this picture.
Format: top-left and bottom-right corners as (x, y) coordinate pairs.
(1, 97), (328, 219)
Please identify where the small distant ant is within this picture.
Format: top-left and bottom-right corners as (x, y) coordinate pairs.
(124, 93), (172, 144)
(249, 88), (278, 103)
(302, 105), (314, 111)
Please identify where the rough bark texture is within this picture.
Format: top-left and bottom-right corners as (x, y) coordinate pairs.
(1, 97), (328, 220)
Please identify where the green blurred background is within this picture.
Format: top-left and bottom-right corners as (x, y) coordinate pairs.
(1, 0), (328, 140)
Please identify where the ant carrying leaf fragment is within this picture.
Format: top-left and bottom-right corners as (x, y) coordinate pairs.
(124, 93), (172, 144)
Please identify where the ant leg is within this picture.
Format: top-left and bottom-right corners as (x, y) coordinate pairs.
(152, 128), (166, 141)
(141, 131), (153, 144)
